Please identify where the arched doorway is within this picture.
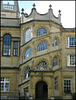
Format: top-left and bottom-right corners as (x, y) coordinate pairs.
(35, 81), (48, 99)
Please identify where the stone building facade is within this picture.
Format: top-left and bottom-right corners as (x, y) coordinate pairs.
(1, 1), (75, 99)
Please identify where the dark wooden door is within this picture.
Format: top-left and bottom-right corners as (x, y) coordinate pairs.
(35, 81), (48, 99)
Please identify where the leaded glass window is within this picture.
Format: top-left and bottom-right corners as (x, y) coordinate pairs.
(3, 34), (11, 56)
(24, 48), (31, 59)
(37, 28), (47, 36)
(37, 42), (47, 52)
(25, 29), (31, 43)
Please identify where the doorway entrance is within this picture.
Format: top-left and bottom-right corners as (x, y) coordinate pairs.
(35, 81), (48, 99)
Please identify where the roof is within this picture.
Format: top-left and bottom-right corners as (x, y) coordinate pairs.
(21, 5), (61, 25)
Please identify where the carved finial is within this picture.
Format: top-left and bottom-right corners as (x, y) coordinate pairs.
(33, 3), (36, 8)
(49, 4), (52, 9)
(21, 8), (24, 14)
(58, 10), (61, 14)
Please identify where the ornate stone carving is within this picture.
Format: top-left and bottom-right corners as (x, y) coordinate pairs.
(31, 61), (52, 71)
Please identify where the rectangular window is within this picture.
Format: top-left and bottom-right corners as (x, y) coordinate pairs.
(13, 41), (18, 56)
(64, 79), (71, 94)
(67, 55), (75, 66)
(1, 77), (10, 92)
(54, 77), (58, 90)
(67, 37), (76, 48)
(24, 87), (28, 96)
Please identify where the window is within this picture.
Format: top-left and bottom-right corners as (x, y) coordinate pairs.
(25, 29), (31, 43)
(54, 77), (58, 90)
(52, 38), (58, 47)
(37, 27), (47, 36)
(53, 57), (58, 67)
(67, 55), (75, 66)
(24, 48), (31, 59)
(24, 87), (28, 96)
(23, 68), (30, 80)
(64, 79), (71, 94)
(3, 34), (11, 56)
(67, 37), (76, 48)
(1, 77), (10, 92)
(13, 41), (18, 56)
(37, 42), (47, 52)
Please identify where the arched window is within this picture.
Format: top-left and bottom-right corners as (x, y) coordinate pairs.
(3, 34), (11, 55)
(24, 48), (31, 59)
(53, 57), (58, 67)
(24, 29), (31, 43)
(37, 42), (47, 52)
(52, 38), (58, 47)
(37, 28), (47, 36)
(23, 68), (30, 80)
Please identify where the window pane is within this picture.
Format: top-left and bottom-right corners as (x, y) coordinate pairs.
(53, 57), (58, 67)
(5, 83), (9, 92)
(54, 77), (58, 90)
(37, 42), (47, 52)
(37, 28), (47, 36)
(13, 41), (18, 56)
(1, 83), (4, 92)
(3, 34), (11, 56)
(24, 48), (31, 59)
(1, 77), (9, 92)
(25, 29), (31, 43)
(67, 37), (76, 47)
(70, 55), (75, 65)
(64, 79), (71, 94)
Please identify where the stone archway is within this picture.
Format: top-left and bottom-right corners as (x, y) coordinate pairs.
(35, 81), (48, 99)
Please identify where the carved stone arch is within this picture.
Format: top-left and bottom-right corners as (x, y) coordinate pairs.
(35, 79), (49, 89)
(35, 80), (48, 99)
(34, 58), (49, 67)
(3, 33), (12, 37)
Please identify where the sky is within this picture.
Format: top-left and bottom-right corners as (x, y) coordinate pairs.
(3, 1), (75, 28)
